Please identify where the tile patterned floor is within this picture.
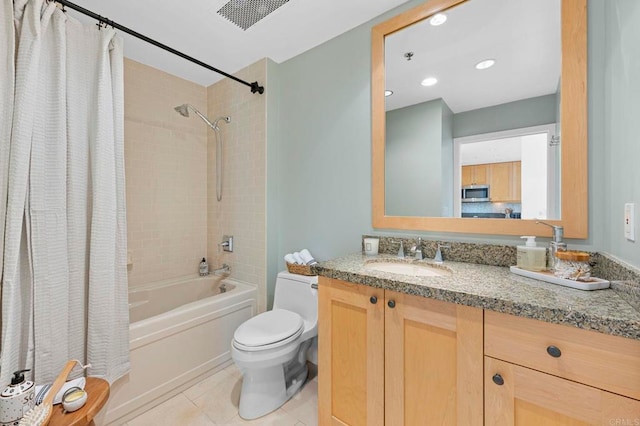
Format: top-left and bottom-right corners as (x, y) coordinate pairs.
(123, 364), (318, 426)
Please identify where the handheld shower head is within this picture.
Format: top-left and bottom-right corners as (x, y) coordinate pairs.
(174, 104), (190, 117)
(174, 105), (231, 202)
(174, 103), (218, 130)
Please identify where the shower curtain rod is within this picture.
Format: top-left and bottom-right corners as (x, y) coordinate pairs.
(52, 0), (265, 94)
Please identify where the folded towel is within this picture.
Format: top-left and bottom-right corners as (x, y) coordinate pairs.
(299, 249), (317, 265)
(284, 253), (297, 264)
(35, 377), (86, 405)
(292, 252), (304, 264)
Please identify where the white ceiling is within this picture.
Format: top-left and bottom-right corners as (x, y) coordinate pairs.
(384, 0), (560, 112)
(460, 136), (522, 165)
(65, 0), (411, 87)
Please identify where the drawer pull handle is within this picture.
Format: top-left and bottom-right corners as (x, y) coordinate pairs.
(547, 345), (562, 358)
(370, 296), (378, 304)
(388, 300), (396, 308)
(492, 374), (504, 386)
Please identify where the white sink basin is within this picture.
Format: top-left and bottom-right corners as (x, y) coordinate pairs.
(364, 261), (449, 277)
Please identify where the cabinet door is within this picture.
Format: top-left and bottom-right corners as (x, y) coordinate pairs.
(461, 166), (474, 187)
(385, 291), (483, 426)
(512, 161), (521, 201)
(462, 165), (490, 186)
(474, 164), (489, 185)
(489, 162), (522, 202)
(489, 162), (512, 202)
(485, 356), (640, 425)
(318, 278), (384, 426)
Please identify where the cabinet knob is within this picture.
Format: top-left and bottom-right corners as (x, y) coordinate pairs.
(492, 374), (504, 386)
(387, 300), (396, 308)
(370, 296), (378, 304)
(546, 345), (562, 358)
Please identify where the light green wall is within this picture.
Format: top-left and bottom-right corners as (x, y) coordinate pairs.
(265, 0), (636, 304)
(385, 99), (444, 217)
(441, 101), (454, 217)
(603, 0), (640, 266)
(266, 58), (281, 310)
(453, 94), (558, 138)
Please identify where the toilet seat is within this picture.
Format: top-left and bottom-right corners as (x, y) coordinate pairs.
(233, 309), (304, 352)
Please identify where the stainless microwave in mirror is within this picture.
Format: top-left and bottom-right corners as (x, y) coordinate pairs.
(461, 185), (490, 203)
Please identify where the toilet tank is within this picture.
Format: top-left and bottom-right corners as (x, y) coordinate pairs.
(273, 271), (318, 328)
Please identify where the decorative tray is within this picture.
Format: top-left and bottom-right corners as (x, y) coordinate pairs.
(510, 266), (610, 291)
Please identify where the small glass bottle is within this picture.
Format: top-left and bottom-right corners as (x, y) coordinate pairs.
(199, 258), (209, 276)
(554, 251), (590, 280)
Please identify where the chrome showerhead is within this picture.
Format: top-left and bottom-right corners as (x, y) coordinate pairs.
(174, 103), (219, 130)
(174, 104), (190, 117)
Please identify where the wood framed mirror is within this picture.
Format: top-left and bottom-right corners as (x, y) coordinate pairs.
(371, 0), (587, 238)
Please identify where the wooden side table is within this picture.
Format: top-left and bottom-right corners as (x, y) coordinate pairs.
(48, 378), (110, 426)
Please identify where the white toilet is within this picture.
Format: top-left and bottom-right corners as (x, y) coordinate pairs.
(231, 271), (318, 419)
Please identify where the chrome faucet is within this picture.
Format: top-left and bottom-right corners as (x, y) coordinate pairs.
(536, 221), (567, 269)
(212, 263), (231, 275)
(411, 237), (423, 260)
(397, 241), (405, 258)
(434, 243), (450, 264)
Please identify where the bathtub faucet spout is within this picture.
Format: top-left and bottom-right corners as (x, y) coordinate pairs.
(212, 263), (231, 276)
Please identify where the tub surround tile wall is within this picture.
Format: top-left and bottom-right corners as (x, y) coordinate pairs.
(207, 60), (267, 312)
(124, 57), (267, 310)
(124, 59), (208, 288)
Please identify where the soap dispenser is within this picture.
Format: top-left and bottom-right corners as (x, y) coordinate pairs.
(516, 236), (547, 272)
(199, 258), (209, 276)
(0, 369), (36, 425)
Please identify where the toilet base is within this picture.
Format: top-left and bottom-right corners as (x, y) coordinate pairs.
(238, 364), (308, 420)
(237, 340), (312, 420)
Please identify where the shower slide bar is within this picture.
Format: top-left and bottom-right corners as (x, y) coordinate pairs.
(50, 0), (265, 95)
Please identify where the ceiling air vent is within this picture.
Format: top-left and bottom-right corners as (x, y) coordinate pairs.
(218, 0), (291, 31)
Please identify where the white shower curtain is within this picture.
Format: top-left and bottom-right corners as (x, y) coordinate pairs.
(0, 0), (130, 385)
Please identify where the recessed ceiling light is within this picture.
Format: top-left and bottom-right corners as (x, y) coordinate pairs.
(430, 13), (447, 26)
(385, 90), (393, 97)
(475, 59), (496, 70)
(421, 77), (438, 87)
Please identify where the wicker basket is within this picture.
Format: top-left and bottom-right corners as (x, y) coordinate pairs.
(286, 262), (316, 276)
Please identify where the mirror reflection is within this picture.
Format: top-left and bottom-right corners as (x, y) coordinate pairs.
(384, 0), (561, 220)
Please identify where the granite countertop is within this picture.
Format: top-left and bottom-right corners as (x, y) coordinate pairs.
(313, 253), (640, 341)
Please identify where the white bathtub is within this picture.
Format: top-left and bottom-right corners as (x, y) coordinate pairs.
(101, 275), (257, 425)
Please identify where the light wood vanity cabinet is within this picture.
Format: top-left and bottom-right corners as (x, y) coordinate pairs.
(484, 311), (640, 425)
(384, 289), (483, 426)
(318, 277), (483, 426)
(485, 357), (640, 425)
(319, 278), (640, 425)
(318, 277), (384, 426)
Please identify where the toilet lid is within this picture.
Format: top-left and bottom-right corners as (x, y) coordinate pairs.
(234, 309), (304, 348)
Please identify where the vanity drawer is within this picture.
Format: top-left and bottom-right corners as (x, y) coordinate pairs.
(484, 311), (640, 400)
